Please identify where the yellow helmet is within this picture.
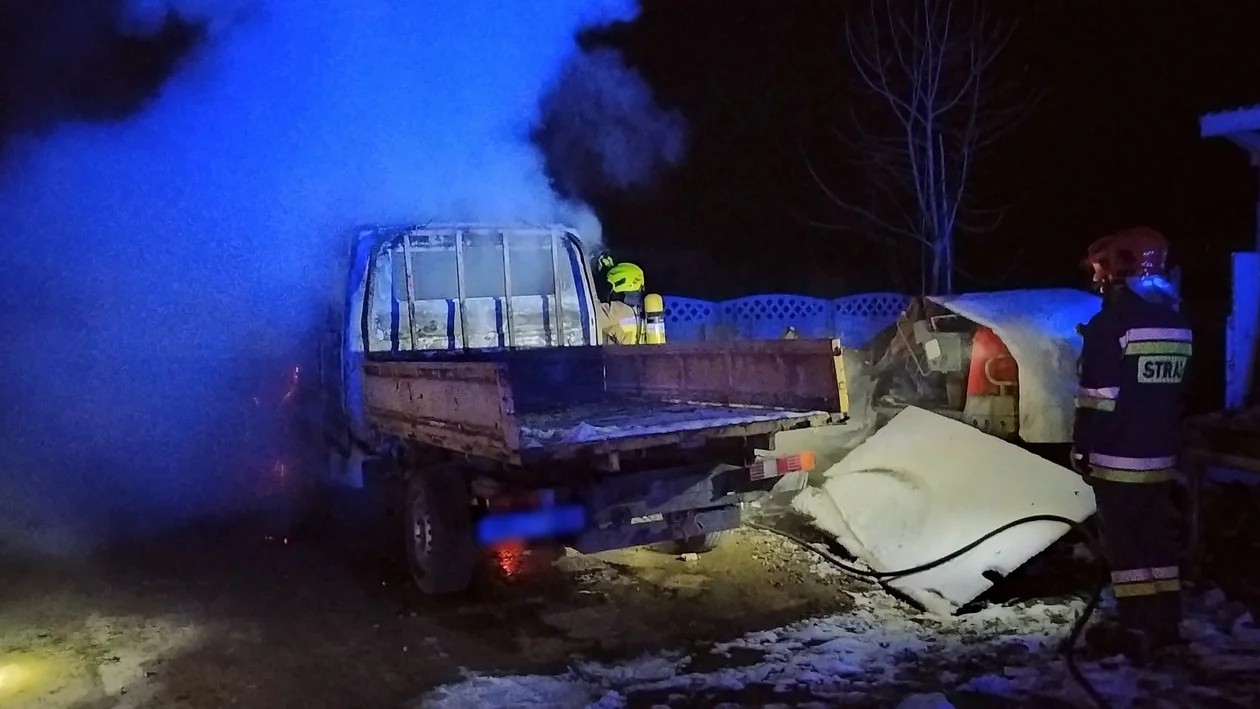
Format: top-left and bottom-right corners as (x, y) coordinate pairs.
(605, 262), (645, 293)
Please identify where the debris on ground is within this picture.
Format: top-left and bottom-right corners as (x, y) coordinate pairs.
(0, 518), (853, 709)
(417, 475), (1260, 709)
(792, 406), (1095, 615)
(6, 482), (1260, 709)
(418, 587), (1260, 708)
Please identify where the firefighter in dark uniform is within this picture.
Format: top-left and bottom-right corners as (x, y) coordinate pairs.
(1073, 227), (1192, 660)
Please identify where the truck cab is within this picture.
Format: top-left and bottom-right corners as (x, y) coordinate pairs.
(355, 224), (599, 353)
(320, 224), (600, 483)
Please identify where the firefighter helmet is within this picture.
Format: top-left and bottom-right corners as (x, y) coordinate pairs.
(1085, 227), (1170, 288)
(605, 262), (645, 294)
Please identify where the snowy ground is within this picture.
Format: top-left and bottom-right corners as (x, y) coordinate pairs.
(418, 575), (1260, 709)
(415, 417), (1260, 709)
(4, 518), (1260, 709)
(5, 480), (1260, 708)
(0, 513), (857, 709)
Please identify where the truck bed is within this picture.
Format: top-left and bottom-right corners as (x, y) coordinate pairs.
(360, 339), (848, 464)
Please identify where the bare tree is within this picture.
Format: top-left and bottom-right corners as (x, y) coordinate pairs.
(808, 0), (1027, 295)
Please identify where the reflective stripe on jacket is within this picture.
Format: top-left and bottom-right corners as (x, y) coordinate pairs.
(1110, 564), (1181, 597)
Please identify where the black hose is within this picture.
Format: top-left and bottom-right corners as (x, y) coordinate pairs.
(748, 515), (1110, 709)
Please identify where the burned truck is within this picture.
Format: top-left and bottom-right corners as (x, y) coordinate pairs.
(311, 224), (851, 594)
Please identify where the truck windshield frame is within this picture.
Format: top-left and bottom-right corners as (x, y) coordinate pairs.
(358, 225), (596, 356)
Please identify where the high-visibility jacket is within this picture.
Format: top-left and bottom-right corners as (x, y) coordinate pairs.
(1074, 287), (1192, 484)
(598, 300), (642, 344)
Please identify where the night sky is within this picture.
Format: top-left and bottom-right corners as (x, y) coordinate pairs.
(3, 2), (1260, 305)
(583, 1), (1260, 306)
(4, 2), (1258, 303)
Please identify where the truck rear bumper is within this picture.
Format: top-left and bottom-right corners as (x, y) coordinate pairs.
(572, 504), (741, 554)
(475, 451), (815, 551)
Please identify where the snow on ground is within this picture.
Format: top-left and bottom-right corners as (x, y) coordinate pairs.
(416, 586), (1260, 709)
(0, 601), (202, 708)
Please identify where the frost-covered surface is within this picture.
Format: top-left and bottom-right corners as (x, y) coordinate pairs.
(791, 406), (1095, 614)
(417, 589), (1260, 709)
(520, 403), (820, 448)
(928, 288), (1101, 443)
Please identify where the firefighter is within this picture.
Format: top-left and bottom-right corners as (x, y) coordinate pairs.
(1072, 227), (1192, 661)
(594, 255), (646, 344)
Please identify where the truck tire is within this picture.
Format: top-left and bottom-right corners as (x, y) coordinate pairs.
(403, 466), (477, 595)
(657, 529), (731, 555)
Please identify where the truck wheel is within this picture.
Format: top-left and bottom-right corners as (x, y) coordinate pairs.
(657, 529), (731, 555)
(403, 467), (477, 595)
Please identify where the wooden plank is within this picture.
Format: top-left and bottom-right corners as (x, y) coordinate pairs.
(361, 360), (521, 461)
(602, 339), (848, 413)
(1185, 411), (1260, 461)
(1181, 446), (1260, 583)
(1184, 447), (1260, 476)
(1183, 416), (1260, 578)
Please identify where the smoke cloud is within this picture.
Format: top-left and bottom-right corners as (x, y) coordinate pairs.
(0, 0), (650, 556)
(0, 0), (205, 153)
(534, 47), (688, 204)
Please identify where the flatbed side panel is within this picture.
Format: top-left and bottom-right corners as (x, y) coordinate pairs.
(602, 339), (847, 413)
(361, 361), (521, 460)
(376, 346), (607, 412)
(494, 347), (607, 412)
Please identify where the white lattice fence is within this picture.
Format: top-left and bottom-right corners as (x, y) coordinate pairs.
(833, 292), (911, 348)
(662, 292), (910, 346)
(660, 296), (718, 342)
(722, 295), (833, 340)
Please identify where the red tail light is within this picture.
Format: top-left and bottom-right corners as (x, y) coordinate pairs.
(749, 451), (816, 481)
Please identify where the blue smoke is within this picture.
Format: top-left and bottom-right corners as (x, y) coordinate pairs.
(0, 0), (659, 555)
